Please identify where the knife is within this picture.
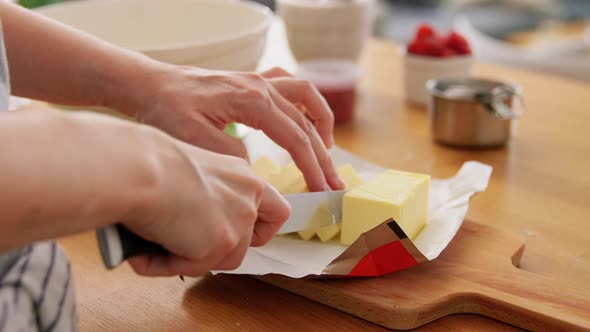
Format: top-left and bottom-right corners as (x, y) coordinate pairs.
(96, 190), (347, 269)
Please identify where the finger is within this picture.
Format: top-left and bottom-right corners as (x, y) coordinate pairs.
(128, 254), (212, 277)
(212, 230), (252, 271)
(238, 99), (330, 192)
(260, 67), (293, 79)
(251, 182), (291, 246)
(184, 121), (248, 160)
(269, 78), (335, 148)
(270, 90), (345, 190)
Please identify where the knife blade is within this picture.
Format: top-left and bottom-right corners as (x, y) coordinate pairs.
(277, 189), (346, 234)
(96, 190), (347, 269)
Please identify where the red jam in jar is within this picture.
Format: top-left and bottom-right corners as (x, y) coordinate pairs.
(296, 59), (361, 125)
(317, 86), (356, 124)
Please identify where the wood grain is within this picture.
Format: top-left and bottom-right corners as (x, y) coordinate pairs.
(258, 221), (590, 331)
(52, 39), (590, 331)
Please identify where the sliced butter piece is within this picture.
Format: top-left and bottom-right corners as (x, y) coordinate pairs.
(267, 162), (363, 241)
(251, 157), (281, 180)
(297, 199), (335, 239)
(269, 162), (361, 195)
(297, 229), (316, 241)
(268, 162), (307, 194)
(311, 164), (361, 241)
(336, 164), (362, 189)
(341, 169), (430, 245)
(316, 224), (342, 242)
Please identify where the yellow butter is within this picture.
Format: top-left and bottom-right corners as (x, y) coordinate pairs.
(268, 162), (363, 241)
(340, 169), (430, 245)
(297, 229), (316, 240)
(297, 164), (361, 241)
(316, 224), (342, 242)
(268, 162), (307, 194)
(335, 164), (362, 189)
(310, 164), (360, 241)
(251, 157), (280, 180)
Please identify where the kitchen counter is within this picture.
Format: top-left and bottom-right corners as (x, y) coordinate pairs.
(51, 38), (590, 331)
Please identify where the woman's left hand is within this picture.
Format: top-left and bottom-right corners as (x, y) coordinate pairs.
(117, 65), (344, 192)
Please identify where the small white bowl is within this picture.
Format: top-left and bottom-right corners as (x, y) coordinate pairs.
(35, 0), (273, 71)
(402, 50), (475, 106)
(277, 0), (376, 62)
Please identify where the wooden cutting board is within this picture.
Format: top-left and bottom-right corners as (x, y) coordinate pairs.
(256, 221), (590, 331)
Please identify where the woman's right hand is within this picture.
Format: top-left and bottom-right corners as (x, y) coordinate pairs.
(121, 136), (292, 277)
(0, 109), (289, 275)
(86, 114), (294, 278)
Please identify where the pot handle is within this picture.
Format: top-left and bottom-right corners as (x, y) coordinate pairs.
(489, 85), (526, 120)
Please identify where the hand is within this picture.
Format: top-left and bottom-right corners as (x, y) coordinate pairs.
(126, 145), (290, 277)
(117, 65), (345, 192)
(66, 111), (290, 277)
(118, 130), (291, 277)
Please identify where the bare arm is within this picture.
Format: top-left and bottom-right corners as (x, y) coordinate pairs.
(0, 1), (161, 111)
(0, 109), (156, 251)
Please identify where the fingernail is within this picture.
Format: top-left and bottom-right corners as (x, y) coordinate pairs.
(334, 175), (346, 189)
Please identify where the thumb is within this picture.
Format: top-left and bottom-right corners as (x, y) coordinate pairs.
(251, 182), (291, 246)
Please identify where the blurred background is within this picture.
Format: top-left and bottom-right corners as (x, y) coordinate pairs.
(239, 0), (590, 82)
(248, 0), (590, 47)
(19, 0), (590, 45)
(17, 0), (590, 82)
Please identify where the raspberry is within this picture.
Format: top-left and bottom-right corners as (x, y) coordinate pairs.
(416, 23), (435, 40)
(407, 25), (472, 57)
(448, 31), (471, 55)
(422, 36), (445, 56)
(408, 41), (420, 55)
(440, 48), (457, 57)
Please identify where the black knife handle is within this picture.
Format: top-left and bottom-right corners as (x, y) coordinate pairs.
(96, 224), (168, 269)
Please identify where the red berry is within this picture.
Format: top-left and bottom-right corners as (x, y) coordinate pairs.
(415, 42), (430, 55)
(408, 41), (420, 55)
(440, 48), (457, 57)
(416, 23), (435, 40)
(422, 36), (445, 56)
(448, 31), (471, 55)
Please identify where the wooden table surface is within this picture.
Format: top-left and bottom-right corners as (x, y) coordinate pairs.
(54, 39), (590, 331)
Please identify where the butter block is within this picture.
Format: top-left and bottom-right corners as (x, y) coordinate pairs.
(251, 157), (280, 180)
(341, 169), (430, 245)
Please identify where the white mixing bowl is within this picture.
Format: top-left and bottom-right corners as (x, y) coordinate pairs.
(35, 0), (273, 71)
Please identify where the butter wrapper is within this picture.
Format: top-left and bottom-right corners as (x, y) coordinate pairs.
(212, 130), (492, 278)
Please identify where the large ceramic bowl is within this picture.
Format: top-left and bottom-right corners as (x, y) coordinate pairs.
(35, 0), (273, 71)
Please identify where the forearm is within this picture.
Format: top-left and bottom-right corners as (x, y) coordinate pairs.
(0, 2), (165, 116)
(0, 110), (152, 251)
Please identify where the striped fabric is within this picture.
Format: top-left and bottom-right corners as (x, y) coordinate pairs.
(0, 18), (79, 332)
(0, 243), (78, 332)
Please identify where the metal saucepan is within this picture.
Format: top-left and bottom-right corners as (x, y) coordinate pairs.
(426, 78), (525, 148)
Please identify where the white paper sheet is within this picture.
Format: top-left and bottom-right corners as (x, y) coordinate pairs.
(213, 130), (492, 278)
